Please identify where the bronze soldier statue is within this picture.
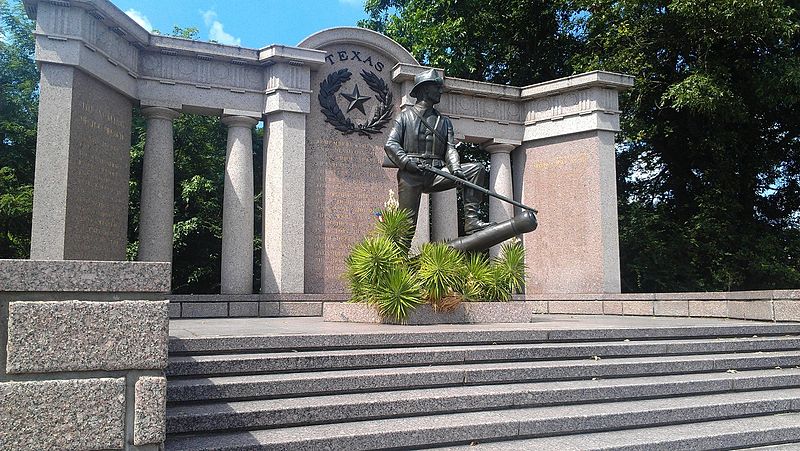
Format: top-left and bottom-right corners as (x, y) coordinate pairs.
(384, 68), (494, 235)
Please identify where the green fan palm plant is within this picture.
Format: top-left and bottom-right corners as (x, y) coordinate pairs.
(345, 236), (405, 303)
(417, 242), (465, 305)
(375, 266), (424, 322)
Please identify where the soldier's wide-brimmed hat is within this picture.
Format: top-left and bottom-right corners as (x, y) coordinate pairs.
(410, 68), (443, 98)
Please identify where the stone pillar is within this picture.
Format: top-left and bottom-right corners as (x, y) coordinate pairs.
(262, 111), (306, 293)
(431, 191), (458, 242)
(221, 116), (259, 294)
(485, 143), (516, 257)
(138, 107), (179, 263)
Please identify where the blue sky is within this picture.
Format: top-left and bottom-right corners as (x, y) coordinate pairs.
(110, 0), (369, 48)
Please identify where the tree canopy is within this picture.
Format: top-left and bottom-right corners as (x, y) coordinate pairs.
(362, 0), (800, 291)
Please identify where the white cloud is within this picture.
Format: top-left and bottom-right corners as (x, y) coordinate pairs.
(201, 10), (241, 46)
(125, 9), (153, 32)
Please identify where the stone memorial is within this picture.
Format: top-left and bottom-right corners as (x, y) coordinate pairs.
(17, 0), (635, 304)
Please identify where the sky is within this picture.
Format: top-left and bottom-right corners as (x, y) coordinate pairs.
(110, 0), (370, 48)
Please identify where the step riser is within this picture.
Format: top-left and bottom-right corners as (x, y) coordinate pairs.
(167, 338), (800, 377)
(168, 325), (800, 354)
(167, 354), (800, 402)
(167, 373), (800, 434)
(165, 398), (800, 451)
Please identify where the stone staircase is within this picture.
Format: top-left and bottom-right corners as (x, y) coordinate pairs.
(164, 321), (800, 450)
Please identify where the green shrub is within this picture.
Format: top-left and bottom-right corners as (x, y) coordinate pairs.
(345, 235), (404, 303)
(344, 194), (529, 321)
(374, 266), (424, 322)
(417, 242), (465, 304)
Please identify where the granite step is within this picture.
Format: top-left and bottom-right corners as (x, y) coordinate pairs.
(166, 368), (800, 434)
(168, 323), (800, 354)
(167, 350), (800, 402)
(164, 388), (800, 450)
(434, 412), (800, 450)
(166, 336), (800, 377)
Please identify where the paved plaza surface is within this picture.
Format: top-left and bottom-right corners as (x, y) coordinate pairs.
(169, 314), (788, 339)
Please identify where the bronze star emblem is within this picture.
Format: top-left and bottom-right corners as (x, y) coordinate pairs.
(340, 84), (371, 115)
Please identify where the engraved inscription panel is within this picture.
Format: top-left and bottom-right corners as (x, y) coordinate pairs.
(64, 71), (132, 260)
(305, 44), (400, 293)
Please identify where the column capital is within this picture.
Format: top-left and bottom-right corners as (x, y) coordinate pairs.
(222, 115), (260, 128)
(483, 143), (516, 154)
(141, 107), (180, 121)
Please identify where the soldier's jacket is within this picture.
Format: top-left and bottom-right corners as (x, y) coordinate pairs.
(384, 105), (460, 172)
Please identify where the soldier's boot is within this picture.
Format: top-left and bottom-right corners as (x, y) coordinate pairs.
(464, 203), (495, 235)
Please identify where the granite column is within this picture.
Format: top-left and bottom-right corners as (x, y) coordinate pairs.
(485, 143), (515, 257)
(138, 107), (180, 263)
(221, 115), (259, 294)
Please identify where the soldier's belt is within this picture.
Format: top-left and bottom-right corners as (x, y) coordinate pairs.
(406, 156), (446, 168)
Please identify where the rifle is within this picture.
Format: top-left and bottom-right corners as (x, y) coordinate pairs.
(417, 162), (538, 214)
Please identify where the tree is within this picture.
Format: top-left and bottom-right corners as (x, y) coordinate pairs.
(0, 0), (36, 258)
(566, 0), (800, 291)
(362, 0), (800, 291)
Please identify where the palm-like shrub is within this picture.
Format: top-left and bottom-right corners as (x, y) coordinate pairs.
(495, 239), (527, 294)
(374, 207), (415, 253)
(345, 236), (404, 303)
(344, 194), (529, 321)
(417, 242), (465, 305)
(460, 252), (493, 301)
(375, 267), (424, 322)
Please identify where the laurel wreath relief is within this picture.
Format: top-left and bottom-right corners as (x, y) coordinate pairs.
(318, 68), (394, 138)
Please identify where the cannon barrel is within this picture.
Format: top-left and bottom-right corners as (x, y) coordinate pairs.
(447, 210), (538, 252)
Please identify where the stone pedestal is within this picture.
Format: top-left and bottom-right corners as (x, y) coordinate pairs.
(521, 130), (621, 293)
(30, 65), (132, 261)
(221, 116), (259, 295)
(138, 107), (180, 263)
(263, 111), (306, 293)
(485, 143), (515, 257)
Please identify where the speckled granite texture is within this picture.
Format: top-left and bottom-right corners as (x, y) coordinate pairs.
(6, 300), (169, 373)
(324, 302), (546, 325)
(0, 259), (170, 292)
(0, 378), (125, 450)
(134, 376), (167, 446)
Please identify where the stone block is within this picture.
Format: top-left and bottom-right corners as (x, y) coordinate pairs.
(229, 302), (259, 317)
(654, 300), (689, 317)
(728, 300), (774, 321)
(169, 301), (181, 319)
(548, 300), (603, 315)
(603, 301), (623, 315)
(181, 302), (228, 318)
(622, 300), (653, 316)
(774, 300), (800, 322)
(688, 300), (727, 318)
(134, 376), (167, 446)
(0, 378), (125, 450)
(279, 302), (323, 317)
(259, 302), (280, 316)
(323, 302), (381, 323)
(6, 300), (168, 373)
(527, 301), (548, 314)
(0, 259), (170, 293)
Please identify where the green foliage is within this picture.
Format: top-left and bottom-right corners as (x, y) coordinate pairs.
(0, 0), (36, 258)
(460, 252), (493, 301)
(345, 199), (527, 321)
(494, 239), (527, 295)
(417, 242), (465, 303)
(374, 266), (424, 322)
(346, 235), (406, 303)
(373, 207), (415, 253)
